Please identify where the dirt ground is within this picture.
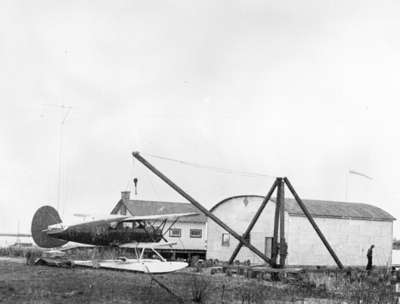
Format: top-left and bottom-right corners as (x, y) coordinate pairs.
(0, 258), (343, 304)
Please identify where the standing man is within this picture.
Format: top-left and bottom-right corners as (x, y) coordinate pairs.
(366, 244), (374, 270)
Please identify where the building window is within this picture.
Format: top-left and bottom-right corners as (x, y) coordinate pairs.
(169, 228), (181, 238)
(222, 233), (230, 247)
(190, 229), (202, 238)
(122, 222), (134, 229)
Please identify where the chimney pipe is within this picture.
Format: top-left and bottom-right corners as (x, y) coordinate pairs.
(121, 191), (130, 201)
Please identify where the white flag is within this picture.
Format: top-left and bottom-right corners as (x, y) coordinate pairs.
(349, 170), (373, 180)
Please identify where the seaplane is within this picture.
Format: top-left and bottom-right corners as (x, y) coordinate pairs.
(31, 205), (198, 273)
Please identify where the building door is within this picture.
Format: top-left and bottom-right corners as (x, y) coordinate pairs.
(265, 237), (273, 259)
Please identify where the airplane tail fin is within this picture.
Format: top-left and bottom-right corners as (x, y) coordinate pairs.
(31, 205), (68, 248)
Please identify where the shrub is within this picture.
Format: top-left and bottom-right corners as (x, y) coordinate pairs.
(191, 275), (210, 303)
(235, 282), (264, 304)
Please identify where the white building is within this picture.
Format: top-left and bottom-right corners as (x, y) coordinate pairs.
(207, 195), (395, 267)
(111, 191), (207, 259)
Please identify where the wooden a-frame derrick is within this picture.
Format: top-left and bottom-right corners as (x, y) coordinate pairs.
(132, 152), (344, 269)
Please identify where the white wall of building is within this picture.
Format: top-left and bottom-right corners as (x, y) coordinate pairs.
(287, 216), (393, 266)
(207, 196), (393, 266)
(207, 196), (289, 264)
(163, 221), (207, 250)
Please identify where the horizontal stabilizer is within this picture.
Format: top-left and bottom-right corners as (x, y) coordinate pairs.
(59, 242), (95, 251)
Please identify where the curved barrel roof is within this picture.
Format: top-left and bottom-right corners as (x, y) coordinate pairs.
(211, 195), (395, 222)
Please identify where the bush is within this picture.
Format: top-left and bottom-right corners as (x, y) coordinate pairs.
(343, 273), (397, 304)
(191, 275), (210, 303)
(235, 282), (264, 304)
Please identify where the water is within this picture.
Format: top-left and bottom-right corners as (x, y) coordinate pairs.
(0, 236), (33, 247)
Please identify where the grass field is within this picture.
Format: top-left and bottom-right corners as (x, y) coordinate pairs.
(0, 258), (398, 304)
(0, 258), (327, 304)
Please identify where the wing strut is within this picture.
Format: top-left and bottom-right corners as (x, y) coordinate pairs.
(162, 217), (180, 237)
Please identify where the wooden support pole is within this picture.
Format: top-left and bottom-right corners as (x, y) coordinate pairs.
(278, 178), (287, 267)
(132, 152), (273, 266)
(271, 178), (282, 266)
(228, 179), (278, 264)
(283, 177), (344, 269)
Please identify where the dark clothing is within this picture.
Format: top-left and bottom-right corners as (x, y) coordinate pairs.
(366, 247), (373, 270)
(366, 256), (372, 270)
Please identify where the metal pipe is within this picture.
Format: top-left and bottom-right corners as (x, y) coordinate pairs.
(228, 179), (278, 264)
(284, 177), (344, 269)
(132, 152), (273, 265)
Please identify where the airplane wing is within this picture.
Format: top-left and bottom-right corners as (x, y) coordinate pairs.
(121, 212), (199, 221)
(65, 214), (129, 230)
(69, 212), (199, 226)
(72, 213), (129, 222)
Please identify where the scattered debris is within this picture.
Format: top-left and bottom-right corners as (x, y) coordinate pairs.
(61, 290), (84, 298)
(34, 257), (73, 268)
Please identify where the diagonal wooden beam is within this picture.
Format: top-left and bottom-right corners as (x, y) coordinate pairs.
(132, 152), (273, 266)
(284, 177), (344, 269)
(228, 178), (278, 264)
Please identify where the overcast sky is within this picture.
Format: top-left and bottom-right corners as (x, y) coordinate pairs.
(1, 0), (400, 238)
